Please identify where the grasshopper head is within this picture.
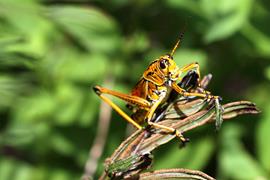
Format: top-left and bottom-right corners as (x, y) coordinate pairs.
(157, 54), (180, 81)
(158, 35), (184, 82)
(143, 37), (182, 85)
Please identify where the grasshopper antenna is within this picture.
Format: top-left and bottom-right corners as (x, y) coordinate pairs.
(170, 17), (190, 57)
(170, 33), (184, 57)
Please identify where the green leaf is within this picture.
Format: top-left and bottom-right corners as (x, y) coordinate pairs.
(0, 52), (35, 69)
(154, 137), (214, 170)
(257, 103), (270, 172)
(204, 0), (253, 43)
(0, 76), (26, 108)
(49, 169), (73, 180)
(0, 158), (14, 180)
(218, 124), (267, 179)
(265, 66), (270, 80)
(0, 1), (55, 57)
(59, 53), (108, 82)
(166, 0), (202, 17)
(13, 163), (32, 180)
(12, 91), (56, 123)
(47, 6), (121, 54)
(51, 133), (75, 156)
(241, 22), (270, 57)
(173, 49), (208, 70)
(123, 32), (150, 54)
(0, 124), (34, 146)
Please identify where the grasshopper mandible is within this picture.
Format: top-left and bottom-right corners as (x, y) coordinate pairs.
(93, 35), (220, 143)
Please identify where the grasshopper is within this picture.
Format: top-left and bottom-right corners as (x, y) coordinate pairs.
(93, 35), (221, 143)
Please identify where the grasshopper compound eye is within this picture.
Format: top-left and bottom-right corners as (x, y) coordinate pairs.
(159, 59), (167, 69)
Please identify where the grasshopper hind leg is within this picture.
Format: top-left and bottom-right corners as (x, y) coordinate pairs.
(93, 86), (151, 130)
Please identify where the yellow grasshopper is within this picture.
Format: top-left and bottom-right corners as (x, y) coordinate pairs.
(93, 35), (220, 143)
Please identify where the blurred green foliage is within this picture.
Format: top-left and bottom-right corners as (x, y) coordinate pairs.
(0, 0), (269, 179)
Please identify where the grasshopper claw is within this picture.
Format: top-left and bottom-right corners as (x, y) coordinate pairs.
(174, 129), (189, 145)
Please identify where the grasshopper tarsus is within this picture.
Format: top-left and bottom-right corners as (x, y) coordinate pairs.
(93, 86), (102, 95)
(174, 129), (189, 143)
(217, 96), (223, 101)
(179, 137), (190, 148)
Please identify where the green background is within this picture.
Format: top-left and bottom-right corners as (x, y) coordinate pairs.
(0, 0), (270, 179)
